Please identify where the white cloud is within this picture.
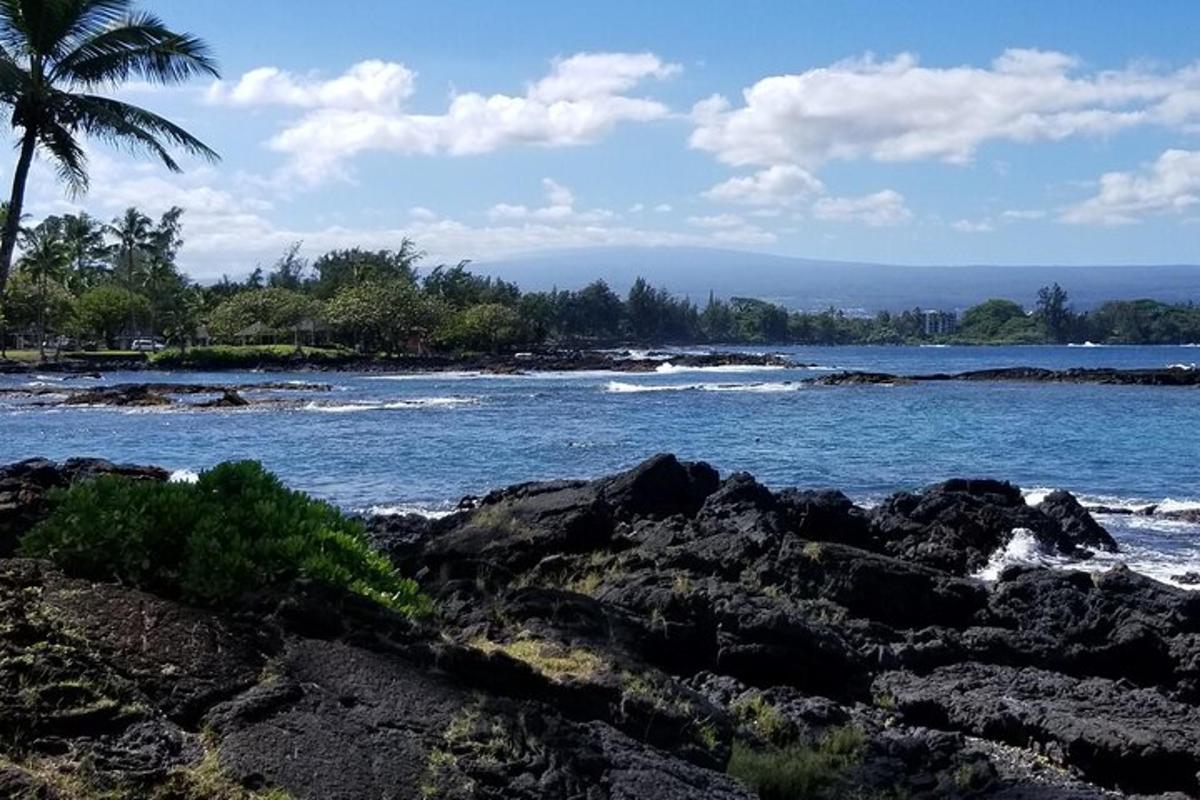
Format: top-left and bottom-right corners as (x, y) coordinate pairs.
(409, 206), (437, 220)
(690, 49), (1200, 170)
(686, 213), (745, 228)
(811, 190), (912, 226)
(703, 164), (824, 206)
(653, 203), (673, 213)
(206, 60), (416, 110)
(221, 52), (680, 184)
(1001, 209), (1047, 220)
(1062, 149), (1200, 225)
(950, 219), (995, 233)
(486, 178), (614, 224)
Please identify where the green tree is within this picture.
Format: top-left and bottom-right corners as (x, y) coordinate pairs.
(424, 260), (519, 309)
(267, 241), (308, 290)
(1035, 283), (1072, 343)
(958, 299), (1033, 341)
(59, 211), (109, 291)
(326, 279), (440, 353)
(0, 0), (219, 301)
(699, 291), (733, 342)
(437, 303), (527, 353)
(144, 206), (185, 335)
(107, 207), (154, 337)
(74, 284), (148, 348)
(312, 243), (422, 297)
(207, 287), (319, 343)
(17, 219), (70, 357)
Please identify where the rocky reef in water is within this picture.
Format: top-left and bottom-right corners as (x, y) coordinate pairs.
(814, 365), (1200, 387)
(1, 455), (1199, 799)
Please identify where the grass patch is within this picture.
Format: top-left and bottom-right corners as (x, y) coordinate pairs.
(19, 460), (428, 616)
(470, 636), (605, 683)
(728, 725), (867, 800)
(730, 692), (790, 744)
(0, 750), (291, 800)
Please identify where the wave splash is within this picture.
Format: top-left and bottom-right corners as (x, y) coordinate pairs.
(605, 380), (803, 394)
(303, 397), (479, 413)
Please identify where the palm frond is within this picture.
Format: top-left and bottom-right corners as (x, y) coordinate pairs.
(53, 11), (217, 86)
(64, 93), (219, 170)
(38, 118), (88, 196)
(61, 0), (131, 46)
(0, 0), (29, 55)
(0, 47), (29, 101)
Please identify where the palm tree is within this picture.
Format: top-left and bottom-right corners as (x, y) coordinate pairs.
(60, 211), (109, 291)
(17, 220), (69, 358)
(107, 206), (150, 341)
(0, 0), (219, 301)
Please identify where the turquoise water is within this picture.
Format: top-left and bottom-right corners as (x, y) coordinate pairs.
(3, 345), (1198, 583)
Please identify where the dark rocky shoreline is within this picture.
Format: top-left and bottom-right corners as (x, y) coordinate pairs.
(0, 349), (799, 376)
(813, 365), (1200, 387)
(2, 363), (1196, 411)
(1, 455), (1198, 798)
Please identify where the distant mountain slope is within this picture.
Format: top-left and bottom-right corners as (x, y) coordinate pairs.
(473, 246), (1200, 312)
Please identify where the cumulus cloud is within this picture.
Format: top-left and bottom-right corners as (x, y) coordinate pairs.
(1062, 149), (1200, 225)
(811, 190), (912, 226)
(690, 49), (1200, 170)
(19, 152), (780, 280)
(217, 52), (680, 184)
(703, 164), (824, 206)
(486, 178), (614, 224)
(206, 60), (416, 110)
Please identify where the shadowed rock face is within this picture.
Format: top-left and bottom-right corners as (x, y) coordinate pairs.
(0, 454), (1196, 799)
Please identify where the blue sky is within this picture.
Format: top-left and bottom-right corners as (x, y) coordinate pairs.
(20, 0), (1200, 280)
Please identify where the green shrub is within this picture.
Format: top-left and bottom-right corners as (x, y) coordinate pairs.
(19, 461), (428, 616)
(727, 725), (866, 800)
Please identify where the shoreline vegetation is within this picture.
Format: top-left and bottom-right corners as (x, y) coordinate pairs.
(1, 454), (1198, 798)
(2, 211), (1199, 369)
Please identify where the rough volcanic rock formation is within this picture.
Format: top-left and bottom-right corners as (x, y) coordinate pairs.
(1, 453), (1194, 799)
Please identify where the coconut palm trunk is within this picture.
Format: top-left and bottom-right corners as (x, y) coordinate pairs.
(0, 130), (37, 299)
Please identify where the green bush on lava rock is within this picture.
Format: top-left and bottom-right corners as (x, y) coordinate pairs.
(19, 460), (428, 616)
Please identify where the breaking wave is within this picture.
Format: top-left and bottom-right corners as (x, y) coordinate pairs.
(303, 397), (479, 413)
(973, 529), (1066, 581)
(653, 362), (789, 375)
(366, 503), (456, 519)
(605, 380), (803, 394)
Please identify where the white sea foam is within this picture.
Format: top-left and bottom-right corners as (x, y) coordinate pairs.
(169, 469), (200, 484)
(303, 397), (479, 413)
(605, 380), (802, 394)
(1021, 487), (1057, 507)
(1155, 498), (1200, 514)
(653, 362), (789, 375)
(365, 371), (486, 381)
(973, 528), (1064, 581)
(1068, 341), (1103, 347)
(366, 504), (455, 519)
(1166, 363), (1196, 370)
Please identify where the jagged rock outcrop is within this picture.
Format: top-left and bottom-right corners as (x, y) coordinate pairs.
(1, 454), (1193, 799)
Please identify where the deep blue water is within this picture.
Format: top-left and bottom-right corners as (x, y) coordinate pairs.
(3, 344), (1198, 584)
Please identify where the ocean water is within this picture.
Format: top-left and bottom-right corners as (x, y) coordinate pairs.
(2, 344), (1198, 586)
